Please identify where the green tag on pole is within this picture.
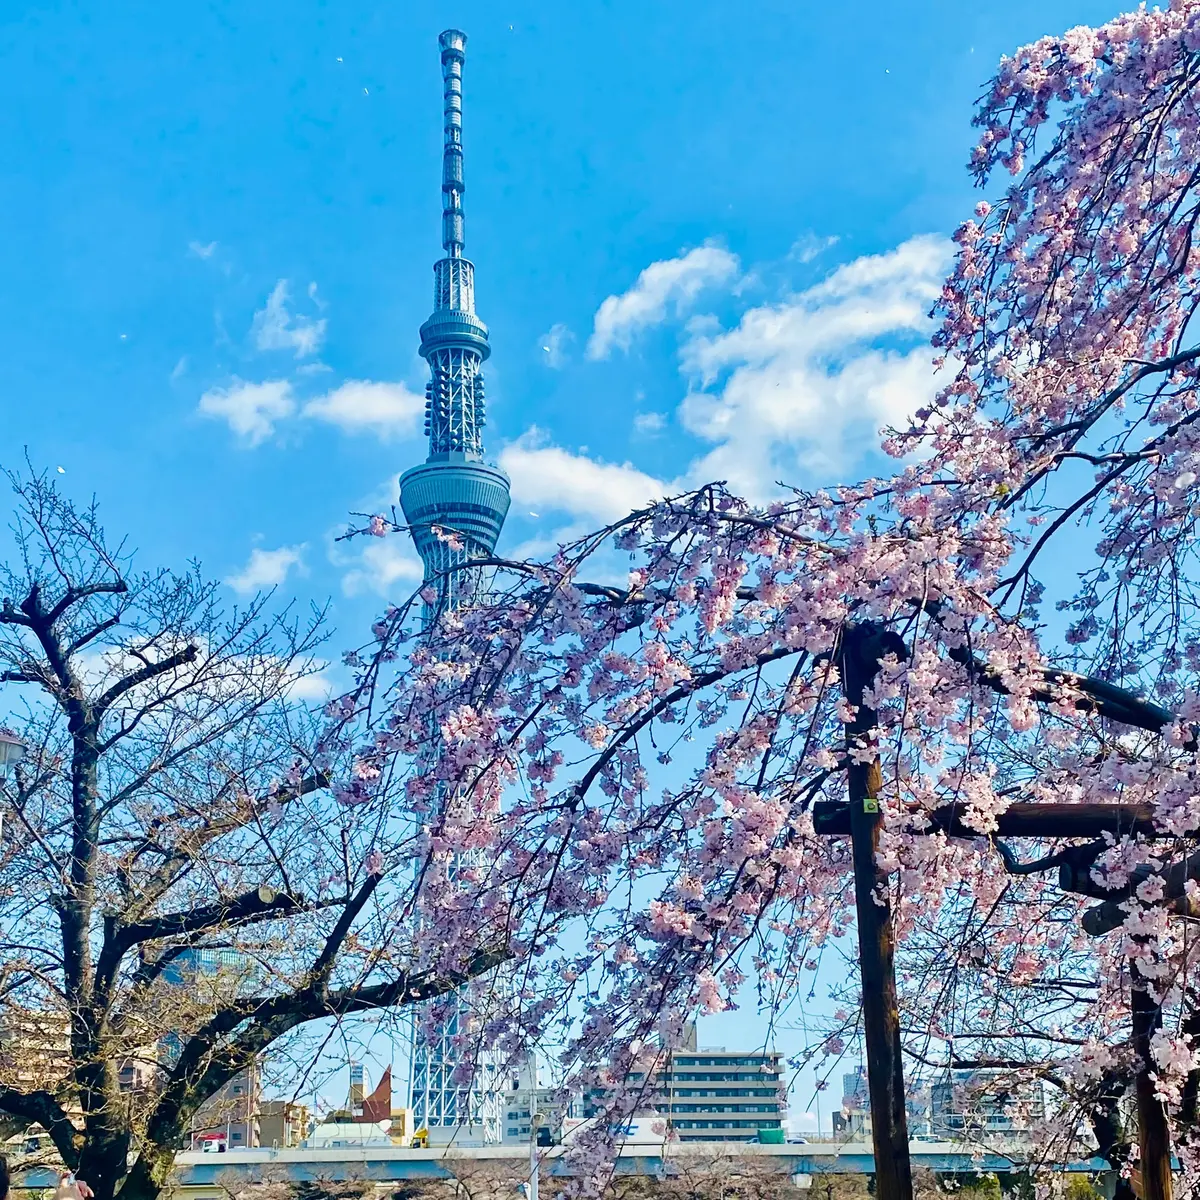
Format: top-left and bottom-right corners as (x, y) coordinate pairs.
(863, 797), (879, 814)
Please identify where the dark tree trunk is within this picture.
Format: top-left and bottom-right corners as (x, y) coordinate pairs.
(78, 1137), (135, 1200)
(113, 1143), (180, 1200)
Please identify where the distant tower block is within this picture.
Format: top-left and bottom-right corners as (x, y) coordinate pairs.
(399, 28), (511, 614)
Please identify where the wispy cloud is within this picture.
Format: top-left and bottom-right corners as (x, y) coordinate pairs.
(499, 430), (667, 526)
(539, 322), (574, 369)
(677, 233), (953, 493)
(787, 233), (839, 264)
(633, 411), (666, 435)
(225, 544), (307, 595)
(587, 242), (740, 360)
(198, 378), (294, 447)
(252, 280), (326, 359)
(189, 240), (218, 259)
(302, 380), (424, 438)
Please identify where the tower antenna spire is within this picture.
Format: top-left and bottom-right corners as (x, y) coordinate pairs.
(438, 29), (467, 257)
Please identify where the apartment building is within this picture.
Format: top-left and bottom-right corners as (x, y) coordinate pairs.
(587, 1027), (785, 1143)
(160, 949), (261, 1150)
(187, 1059), (261, 1151)
(0, 1009), (72, 1098)
(834, 1066), (870, 1138)
(929, 1069), (1046, 1139)
(0, 961), (264, 1155)
(833, 1065), (932, 1139)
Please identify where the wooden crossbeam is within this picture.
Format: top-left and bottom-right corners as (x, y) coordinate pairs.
(812, 799), (1161, 840)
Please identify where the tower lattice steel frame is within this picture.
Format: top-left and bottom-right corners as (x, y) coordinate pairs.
(402, 28), (511, 1145)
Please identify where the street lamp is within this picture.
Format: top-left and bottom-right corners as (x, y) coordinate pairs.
(525, 1110), (547, 1200)
(0, 731), (25, 782)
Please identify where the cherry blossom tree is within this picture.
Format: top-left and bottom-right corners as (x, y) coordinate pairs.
(335, 5), (1200, 1197)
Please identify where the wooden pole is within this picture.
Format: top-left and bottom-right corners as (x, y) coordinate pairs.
(1131, 960), (1174, 1200)
(840, 624), (912, 1200)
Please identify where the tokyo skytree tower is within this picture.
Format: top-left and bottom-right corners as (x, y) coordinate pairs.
(401, 29), (511, 1145)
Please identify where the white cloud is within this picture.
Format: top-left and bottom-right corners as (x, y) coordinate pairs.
(189, 240), (218, 259)
(225, 545), (307, 595)
(633, 411), (666, 435)
(587, 242), (740, 360)
(302, 380), (424, 438)
(339, 537), (426, 598)
(787, 1108), (819, 1134)
(485, 234), (952, 543)
(539, 322), (574, 368)
(499, 430), (667, 526)
(676, 233), (953, 494)
(252, 280), (327, 359)
(286, 658), (338, 701)
(198, 378), (295, 447)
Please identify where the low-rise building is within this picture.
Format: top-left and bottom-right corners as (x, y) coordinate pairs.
(259, 1100), (309, 1149)
(500, 1058), (577, 1145)
(389, 1107), (415, 1145)
(304, 1121), (392, 1149)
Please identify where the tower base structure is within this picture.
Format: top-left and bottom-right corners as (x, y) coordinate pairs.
(409, 996), (502, 1146)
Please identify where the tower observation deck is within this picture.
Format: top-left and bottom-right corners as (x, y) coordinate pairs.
(399, 28), (511, 611)
(403, 29), (509, 1145)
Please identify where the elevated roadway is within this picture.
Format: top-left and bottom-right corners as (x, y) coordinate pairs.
(15, 1140), (1113, 1194)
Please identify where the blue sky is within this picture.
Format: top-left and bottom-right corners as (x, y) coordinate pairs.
(1, 0), (1120, 1126)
